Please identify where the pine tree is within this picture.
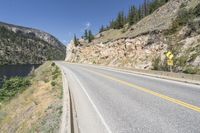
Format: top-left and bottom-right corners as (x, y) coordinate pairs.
(138, 6), (143, 20)
(109, 20), (116, 29)
(146, 0), (151, 16)
(113, 11), (126, 29)
(73, 34), (79, 47)
(84, 29), (88, 40)
(88, 30), (94, 43)
(141, 3), (146, 18)
(149, 0), (168, 14)
(144, 0), (147, 16)
(91, 0), (169, 35)
(99, 25), (105, 33)
(128, 5), (138, 26)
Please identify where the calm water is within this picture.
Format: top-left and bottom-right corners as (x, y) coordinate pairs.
(0, 64), (40, 87)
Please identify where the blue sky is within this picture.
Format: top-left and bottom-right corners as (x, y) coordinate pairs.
(0, 0), (143, 45)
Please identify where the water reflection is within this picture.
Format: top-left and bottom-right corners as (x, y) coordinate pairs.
(0, 64), (40, 87)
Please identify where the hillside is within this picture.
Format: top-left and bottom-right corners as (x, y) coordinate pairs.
(0, 22), (66, 65)
(66, 0), (200, 74)
(0, 62), (63, 132)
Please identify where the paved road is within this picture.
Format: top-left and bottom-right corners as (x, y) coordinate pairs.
(57, 62), (200, 133)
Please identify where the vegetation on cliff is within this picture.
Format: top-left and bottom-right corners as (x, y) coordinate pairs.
(67, 0), (200, 75)
(100, 0), (169, 31)
(0, 77), (30, 102)
(153, 3), (200, 74)
(0, 24), (66, 65)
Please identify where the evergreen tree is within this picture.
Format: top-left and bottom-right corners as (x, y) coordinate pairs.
(112, 11), (126, 29)
(141, 3), (146, 18)
(144, 0), (151, 16)
(128, 5), (139, 26)
(88, 30), (94, 43)
(91, 0), (169, 35)
(84, 29), (88, 40)
(73, 34), (79, 47)
(149, 0), (168, 14)
(99, 25), (105, 33)
(138, 5), (143, 20)
(109, 20), (116, 29)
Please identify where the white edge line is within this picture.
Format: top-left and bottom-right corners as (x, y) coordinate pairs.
(70, 70), (113, 133)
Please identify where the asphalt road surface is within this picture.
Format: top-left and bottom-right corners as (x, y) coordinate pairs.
(57, 62), (200, 133)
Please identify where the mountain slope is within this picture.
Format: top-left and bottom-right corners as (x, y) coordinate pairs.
(66, 0), (200, 74)
(0, 22), (66, 65)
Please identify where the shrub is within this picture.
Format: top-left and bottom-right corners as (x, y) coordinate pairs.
(43, 77), (49, 83)
(152, 57), (161, 70)
(183, 67), (199, 74)
(52, 66), (59, 75)
(52, 74), (58, 80)
(152, 56), (169, 71)
(121, 27), (127, 33)
(193, 3), (200, 17)
(176, 8), (191, 26)
(175, 56), (188, 67)
(92, 60), (96, 64)
(166, 8), (194, 35)
(0, 77), (30, 101)
(51, 81), (56, 87)
(51, 62), (55, 66)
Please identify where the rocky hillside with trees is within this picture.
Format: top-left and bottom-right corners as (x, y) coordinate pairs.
(0, 22), (66, 65)
(66, 0), (200, 74)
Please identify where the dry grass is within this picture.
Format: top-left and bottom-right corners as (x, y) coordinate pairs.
(95, 29), (124, 44)
(0, 62), (63, 133)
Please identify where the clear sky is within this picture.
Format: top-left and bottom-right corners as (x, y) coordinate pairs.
(0, 0), (143, 45)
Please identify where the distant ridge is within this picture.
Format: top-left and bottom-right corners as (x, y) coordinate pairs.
(0, 21), (66, 65)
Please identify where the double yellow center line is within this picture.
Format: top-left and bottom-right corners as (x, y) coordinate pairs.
(84, 68), (200, 112)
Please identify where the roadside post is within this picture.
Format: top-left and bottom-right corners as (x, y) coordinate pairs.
(165, 51), (174, 72)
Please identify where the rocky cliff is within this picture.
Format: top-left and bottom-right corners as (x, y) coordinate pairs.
(0, 22), (66, 65)
(66, 0), (200, 74)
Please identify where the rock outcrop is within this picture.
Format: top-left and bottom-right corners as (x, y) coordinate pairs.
(66, 0), (200, 74)
(66, 32), (167, 69)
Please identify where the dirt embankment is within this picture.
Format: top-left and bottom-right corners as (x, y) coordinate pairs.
(0, 62), (63, 133)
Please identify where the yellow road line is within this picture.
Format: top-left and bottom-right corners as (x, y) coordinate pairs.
(84, 68), (200, 113)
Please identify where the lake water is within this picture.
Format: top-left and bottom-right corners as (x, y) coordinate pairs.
(0, 64), (40, 87)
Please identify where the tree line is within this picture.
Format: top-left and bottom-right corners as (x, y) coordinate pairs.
(99, 0), (169, 32)
(73, 0), (169, 46)
(74, 29), (94, 46)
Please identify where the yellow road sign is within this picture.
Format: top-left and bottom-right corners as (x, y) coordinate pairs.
(167, 59), (173, 66)
(166, 51), (172, 57)
(169, 54), (174, 60)
(166, 51), (174, 59)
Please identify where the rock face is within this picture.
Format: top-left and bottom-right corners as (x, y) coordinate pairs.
(66, 0), (200, 74)
(66, 33), (167, 69)
(0, 22), (66, 65)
